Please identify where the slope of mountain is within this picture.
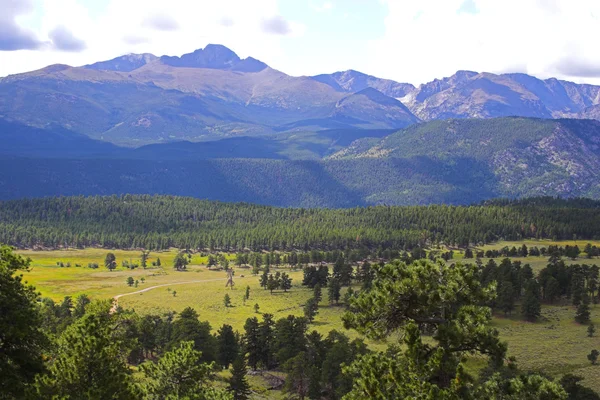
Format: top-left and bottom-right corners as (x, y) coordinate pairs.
(311, 69), (415, 98)
(0, 45), (418, 145)
(330, 117), (600, 200)
(1, 117), (599, 206)
(84, 53), (158, 72)
(403, 71), (600, 120)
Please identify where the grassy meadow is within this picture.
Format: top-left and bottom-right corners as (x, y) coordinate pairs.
(16, 240), (600, 393)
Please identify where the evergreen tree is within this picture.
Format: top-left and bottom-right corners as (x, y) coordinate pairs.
(575, 296), (591, 324)
(267, 274), (279, 294)
(105, 252), (117, 271)
(259, 271), (268, 290)
(588, 349), (599, 365)
(258, 314), (275, 369)
(173, 252), (189, 271)
(342, 260), (565, 399)
(140, 340), (226, 399)
(313, 283), (323, 304)
(243, 317), (260, 370)
(217, 324), (239, 369)
(224, 294), (232, 308)
(328, 277), (341, 305)
(140, 250), (150, 269)
(280, 272), (293, 292)
(588, 323), (596, 338)
(497, 281), (515, 315)
(0, 245), (47, 399)
(522, 281), (542, 322)
(73, 294), (91, 318)
(228, 356), (251, 400)
(34, 301), (137, 399)
(170, 307), (216, 362)
(544, 276), (561, 304)
(245, 285), (250, 300)
(304, 297), (319, 322)
(283, 352), (312, 400)
(126, 276), (134, 286)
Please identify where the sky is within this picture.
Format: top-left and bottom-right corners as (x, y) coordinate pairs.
(1, 0), (600, 85)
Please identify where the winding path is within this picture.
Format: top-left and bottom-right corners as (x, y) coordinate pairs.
(112, 278), (228, 309)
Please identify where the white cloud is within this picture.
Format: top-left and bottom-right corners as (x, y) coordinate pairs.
(366, 0), (600, 85)
(0, 0), (305, 77)
(312, 1), (333, 12)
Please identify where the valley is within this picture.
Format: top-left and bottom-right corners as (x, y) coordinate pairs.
(16, 240), (600, 395)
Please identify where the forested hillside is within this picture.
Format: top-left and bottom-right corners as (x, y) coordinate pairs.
(1, 195), (599, 250)
(2, 117), (600, 206)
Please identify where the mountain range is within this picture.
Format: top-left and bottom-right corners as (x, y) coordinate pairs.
(2, 44), (600, 146)
(1, 44), (600, 206)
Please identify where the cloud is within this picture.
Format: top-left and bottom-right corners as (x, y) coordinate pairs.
(0, 0), (302, 78)
(457, 0), (478, 14)
(219, 17), (234, 27)
(261, 15), (292, 35)
(123, 35), (150, 45)
(142, 14), (179, 31)
(365, 0), (600, 85)
(0, 0), (44, 51)
(553, 58), (600, 79)
(49, 26), (86, 52)
(313, 1), (334, 12)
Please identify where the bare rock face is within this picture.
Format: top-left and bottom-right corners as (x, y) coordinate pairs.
(404, 71), (600, 121)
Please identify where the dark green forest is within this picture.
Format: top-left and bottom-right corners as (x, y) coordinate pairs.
(1, 195), (600, 250)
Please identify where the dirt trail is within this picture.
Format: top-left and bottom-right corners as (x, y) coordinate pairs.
(111, 278), (228, 310)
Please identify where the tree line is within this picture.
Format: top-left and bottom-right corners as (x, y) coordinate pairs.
(1, 195), (600, 251)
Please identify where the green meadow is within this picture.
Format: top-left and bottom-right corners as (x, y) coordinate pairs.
(17, 241), (600, 393)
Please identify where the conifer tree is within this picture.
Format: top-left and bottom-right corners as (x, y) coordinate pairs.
(575, 296), (591, 324)
(228, 356), (251, 400)
(522, 281), (542, 322)
(217, 324), (239, 369)
(328, 278), (341, 305)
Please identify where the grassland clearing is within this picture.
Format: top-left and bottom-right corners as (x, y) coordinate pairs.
(17, 242), (600, 392)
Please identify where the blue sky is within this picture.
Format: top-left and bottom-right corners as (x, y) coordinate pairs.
(2, 0), (600, 85)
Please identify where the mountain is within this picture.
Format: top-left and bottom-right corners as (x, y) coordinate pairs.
(312, 69), (600, 122)
(84, 53), (158, 72)
(0, 44), (417, 146)
(330, 117), (600, 201)
(159, 44), (268, 72)
(403, 71), (600, 120)
(311, 70), (415, 98)
(1, 117), (600, 206)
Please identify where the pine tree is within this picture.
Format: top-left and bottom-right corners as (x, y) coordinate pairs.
(224, 294), (232, 308)
(217, 324), (239, 369)
(304, 297), (319, 322)
(267, 274), (279, 294)
(522, 281), (541, 322)
(34, 301), (137, 399)
(588, 349), (599, 365)
(497, 281), (515, 315)
(313, 284), (322, 304)
(259, 271), (268, 290)
(280, 272), (292, 292)
(575, 296), (591, 324)
(245, 285), (250, 300)
(105, 252), (117, 271)
(243, 317), (260, 370)
(228, 356), (251, 400)
(588, 323), (595, 337)
(328, 278), (341, 305)
(0, 246), (47, 398)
